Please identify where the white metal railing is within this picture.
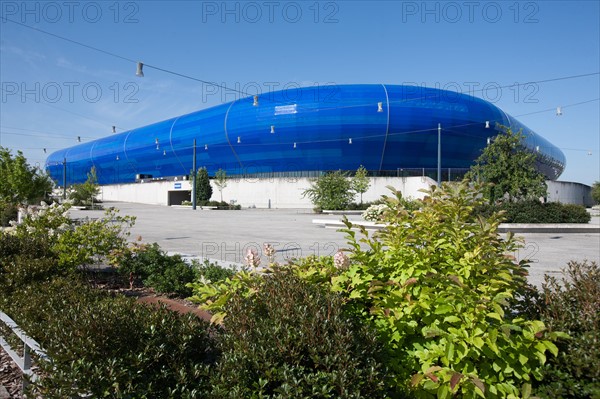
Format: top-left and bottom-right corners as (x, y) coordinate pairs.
(0, 310), (48, 391)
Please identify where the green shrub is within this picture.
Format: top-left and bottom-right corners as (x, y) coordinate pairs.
(54, 208), (135, 271)
(476, 200), (591, 223)
(0, 202), (18, 227)
(195, 259), (237, 283)
(533, 261), (600, 398)
(330, 182), (563, 398)
(68, 166), (100, 207)
(592, 181), (600, 204)
(0, 232), (62, 292)
(210, 267), (388, 398)
(302, 170), (356, 211)
(1, 277), (215, 398)
(199, 200), (241, 210)
(117, 243), (198, 296)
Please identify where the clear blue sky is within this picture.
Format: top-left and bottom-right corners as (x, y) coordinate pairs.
(1, 0), (598, 184)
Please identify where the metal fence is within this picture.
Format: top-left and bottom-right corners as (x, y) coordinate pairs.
(0, 310), (48, 391)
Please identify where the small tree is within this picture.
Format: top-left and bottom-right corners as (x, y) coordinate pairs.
(214, 168), (228, 203)
(592, 181), (600, 205)
(191, 167), (213, 204)
(0, 146), (53, 205)
(69, 167), (100, 208)
(466, 126), (547, 203)
(302, 170), (355, 211)
(351, 165), (370, 205)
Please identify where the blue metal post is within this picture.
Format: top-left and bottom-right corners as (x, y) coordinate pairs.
(192, 139), (197, 210)
(437, 123), (441, 186)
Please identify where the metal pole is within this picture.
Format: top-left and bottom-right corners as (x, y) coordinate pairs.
(192, 139), (197, 210)
(62, 158), (67, 200)
(437, 123), (441, 186)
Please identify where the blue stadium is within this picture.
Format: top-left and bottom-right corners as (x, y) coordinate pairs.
(45, 84), (565, 185)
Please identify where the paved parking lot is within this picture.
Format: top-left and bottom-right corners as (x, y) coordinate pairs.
(69, 203), (600, 288)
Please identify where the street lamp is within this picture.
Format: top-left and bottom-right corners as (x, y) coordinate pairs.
(437, 123), (441, 186)
(192, 139), (197, 210)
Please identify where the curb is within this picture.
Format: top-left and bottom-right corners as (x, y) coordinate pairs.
(312, 219), (600, 233)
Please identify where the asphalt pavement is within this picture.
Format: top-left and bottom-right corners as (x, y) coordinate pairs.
(69, 202), (600, 288)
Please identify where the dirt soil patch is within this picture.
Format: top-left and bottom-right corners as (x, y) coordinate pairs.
(0, 347), (22, 398)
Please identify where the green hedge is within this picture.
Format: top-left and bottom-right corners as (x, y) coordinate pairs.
(1, 278), (215, 398)
(532, 261), (600, 398)
(476, 200), (591, 223)
(116, 243), (198, 296)
(210, 268), (388, 398)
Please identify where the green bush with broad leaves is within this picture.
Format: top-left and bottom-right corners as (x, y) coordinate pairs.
(532, 261), (600, 398)
(209, 267), (388, 399)
(52, 207), (135, 271)
(10, 203), (135, 272)
(196, 259), (237, 284)
(302, 170), (356, 211)
(329, 182), (564, 398)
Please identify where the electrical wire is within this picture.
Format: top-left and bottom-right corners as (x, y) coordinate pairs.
(2, 17), (598, 155)
(4, 16), (599, 113)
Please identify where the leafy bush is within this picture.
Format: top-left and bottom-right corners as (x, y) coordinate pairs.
(476, 200), (591, 223)
(14, 202), (72, 245)
(0, 202), (18, 227)
(0, 230), (63, 292)
(54, 208), (135, 271)
(182, 200), (241, 210)
(331, 182), (563, 398)
(592, 181), (600, 204)
(199, 200), (242, 210)
(1, 277), (214, 398)
(362, 203), (387, 221)
(209, 267), (388, 398)
(302, 170), (356, 211)
(117, 243), (198, 296)
(362, 197), (422, 222)
(195, 259), (237, 283)
(533, 261), (600, 398)
(67, 166), (101, 207)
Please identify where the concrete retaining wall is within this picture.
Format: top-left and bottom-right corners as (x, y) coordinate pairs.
(99, 178), (595, 208)
(100, 176), (438, 208)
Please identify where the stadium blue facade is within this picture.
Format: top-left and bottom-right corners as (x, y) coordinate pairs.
(46, 84), (565, 185)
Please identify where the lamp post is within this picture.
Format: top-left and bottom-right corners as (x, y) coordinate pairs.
(192, 139), (197, 210)
(437, 123), (442, 186)
(62, 157), (67, 200)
